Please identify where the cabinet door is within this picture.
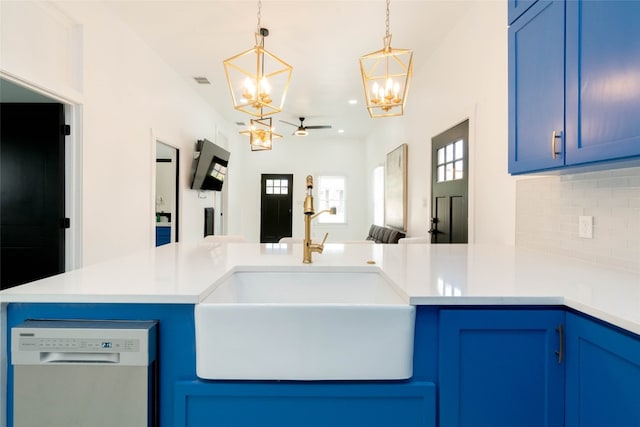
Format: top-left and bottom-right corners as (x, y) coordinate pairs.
(439, 309), (565, 427)
(565, 313), (640, 427)
(174, 381), (436, 427)
(565, 1), (640, 166)
(156, 226), (171, 246)
(508, 1), (565, 174)
(508, 0), (539, 24)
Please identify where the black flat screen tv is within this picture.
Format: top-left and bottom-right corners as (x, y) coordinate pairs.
(189, 139), (230, 191)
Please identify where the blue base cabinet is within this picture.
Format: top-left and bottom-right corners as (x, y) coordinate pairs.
(565, 312), (640, 427)
(6, 303), (196, 426)
(7, 303), (640, 427)
(174, 381), (436, 427)
(438, 309), (565, 427)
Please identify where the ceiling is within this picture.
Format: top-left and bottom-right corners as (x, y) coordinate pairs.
(104, 1), (471, 142)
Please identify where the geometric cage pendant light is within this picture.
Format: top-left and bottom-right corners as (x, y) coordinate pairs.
(359, 0), (413, 118)
(223, 1), (293, 118)
(239, 116), (283, 151)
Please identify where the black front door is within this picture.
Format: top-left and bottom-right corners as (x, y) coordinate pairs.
(430, 120), (469, 244)
(260, 174), (293, 243)
(1, 103), (66, 289)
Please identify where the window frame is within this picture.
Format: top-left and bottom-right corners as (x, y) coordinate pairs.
(316, 175), (346, 224)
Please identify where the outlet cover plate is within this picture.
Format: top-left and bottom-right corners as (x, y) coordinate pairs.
(579, 215), (593, 239)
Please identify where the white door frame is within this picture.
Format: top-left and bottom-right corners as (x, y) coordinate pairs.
(0, 72), (83, 271)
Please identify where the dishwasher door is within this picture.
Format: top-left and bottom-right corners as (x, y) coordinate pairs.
(11, 319), (158, 427)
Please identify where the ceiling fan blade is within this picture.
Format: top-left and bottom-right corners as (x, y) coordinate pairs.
(279, 120), (300, 128)
(306, 125), (332, 130)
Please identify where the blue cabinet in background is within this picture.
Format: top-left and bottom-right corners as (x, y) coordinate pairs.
(565, 312), (640, 427)
(438, 309), (565, 427)
(508, 0), (640, 174)
(156, 225), (171, 246)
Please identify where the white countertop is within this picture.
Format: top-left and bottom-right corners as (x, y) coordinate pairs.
(1, 242), (639, 334)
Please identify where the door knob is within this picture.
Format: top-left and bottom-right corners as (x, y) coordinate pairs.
(428, 217), (440, 234)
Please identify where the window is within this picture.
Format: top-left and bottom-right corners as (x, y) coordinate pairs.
(317, 176), (346, 223)
(265, 178), (288, 195)
(436, 139), (464, 182)
(209, 162), (227, 182)
(373, 166), (384, 226)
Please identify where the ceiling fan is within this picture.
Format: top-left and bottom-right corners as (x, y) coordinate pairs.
(279, 117), (332, 136)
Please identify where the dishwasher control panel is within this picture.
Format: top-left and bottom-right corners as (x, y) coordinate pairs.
(17, 336), (140, 352)
(11, 319), (157, 366)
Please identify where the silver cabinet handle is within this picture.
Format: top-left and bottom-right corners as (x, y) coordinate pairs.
(552, 130), (562, 159)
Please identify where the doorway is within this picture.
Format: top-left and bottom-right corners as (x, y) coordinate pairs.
(430, 120), (469, 244)
(260, 174), (293, 243)
(1, 103), (66, 288)
(155, 141), (179, 246)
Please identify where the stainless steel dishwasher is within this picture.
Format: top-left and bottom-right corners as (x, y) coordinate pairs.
(11, 319), (158, 427)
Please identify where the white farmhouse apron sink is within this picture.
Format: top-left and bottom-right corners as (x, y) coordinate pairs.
(195, 269), (415, 381)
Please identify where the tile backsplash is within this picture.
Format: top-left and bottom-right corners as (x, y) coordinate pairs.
(516, 166), (640, 273)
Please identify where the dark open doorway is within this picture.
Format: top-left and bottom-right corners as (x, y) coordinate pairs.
(1, 103), (66, 288)
(155, 141), (179, 246)
(430, 120), (469, 244)
(260, 174), (293, 243)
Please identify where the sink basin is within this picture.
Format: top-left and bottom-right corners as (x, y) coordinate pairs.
(195, 269), (415, 380)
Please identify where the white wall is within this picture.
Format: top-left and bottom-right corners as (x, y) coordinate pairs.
(1, 1), (239, 265)
(2, 0), (515, 264)
(365, 1), (514, 244)
(227, 136), (369, 243)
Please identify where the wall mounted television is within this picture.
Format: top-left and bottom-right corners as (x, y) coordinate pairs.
(189, 139), (230, 191)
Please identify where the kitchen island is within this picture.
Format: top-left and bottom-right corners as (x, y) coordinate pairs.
(1, 242), (639, 426)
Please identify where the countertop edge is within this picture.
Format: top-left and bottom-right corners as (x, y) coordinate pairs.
(0, 294), (201, 304)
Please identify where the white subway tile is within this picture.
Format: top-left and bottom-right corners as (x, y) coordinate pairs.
(516, 168), (640, 273)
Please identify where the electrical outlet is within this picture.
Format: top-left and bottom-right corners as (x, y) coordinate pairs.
(579, 215), (593, 239)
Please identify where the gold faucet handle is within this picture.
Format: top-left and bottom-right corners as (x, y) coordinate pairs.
(320, 233), (329, 246)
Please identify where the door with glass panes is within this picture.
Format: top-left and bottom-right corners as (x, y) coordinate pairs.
(260, 174), (293, 243)
(430, 120), (468, 243)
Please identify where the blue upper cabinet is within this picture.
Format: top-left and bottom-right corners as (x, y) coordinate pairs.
(565, 1), (640, 166)
(508, 0), (538, 24)
(508, 1), (565, 174)
(509, 0), (640, 174)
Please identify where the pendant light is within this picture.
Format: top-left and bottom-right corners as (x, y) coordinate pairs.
(359, 0), (413, 118)
(223, 1), (293, 118)
(239, 116), (282, 151)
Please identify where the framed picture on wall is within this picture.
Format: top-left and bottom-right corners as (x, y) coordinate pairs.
(385, 143), (408, 231)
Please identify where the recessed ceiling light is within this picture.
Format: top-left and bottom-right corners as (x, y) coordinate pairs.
(348, 99), (358, 105)
(338, 129), (345, 134)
